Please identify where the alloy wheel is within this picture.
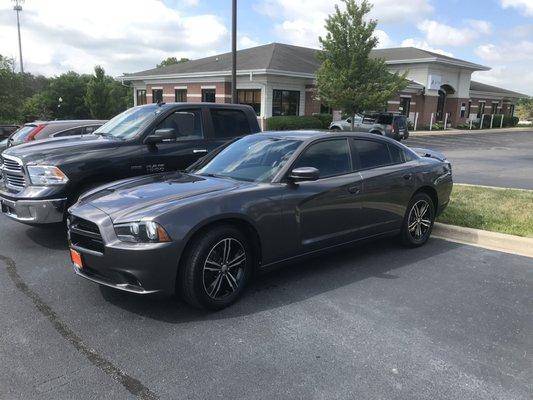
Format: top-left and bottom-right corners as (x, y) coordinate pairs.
(407, 200), (432, 241)
(202, 238), (246, 300)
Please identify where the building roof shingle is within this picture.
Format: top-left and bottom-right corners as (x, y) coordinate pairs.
(469, 80), (527, 98)
(124, 42), (489, 78)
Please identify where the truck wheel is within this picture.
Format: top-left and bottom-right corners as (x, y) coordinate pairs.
(178, 225), (253, 310)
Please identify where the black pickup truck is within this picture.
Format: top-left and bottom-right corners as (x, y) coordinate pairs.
(0, 103), (260, 225)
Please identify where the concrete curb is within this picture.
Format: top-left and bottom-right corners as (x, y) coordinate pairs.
(432, 222), (533, 258)
(410, 127), (531, 137)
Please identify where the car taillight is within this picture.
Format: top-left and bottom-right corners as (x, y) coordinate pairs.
(25, 124), (46, 142)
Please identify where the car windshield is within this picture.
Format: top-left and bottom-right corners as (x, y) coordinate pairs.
(10, 125), (37, 143)
(93, 105), (160, 140)
(192, 135), (301, 183)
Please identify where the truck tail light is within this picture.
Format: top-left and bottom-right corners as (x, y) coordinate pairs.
(25, 124), (47, 142)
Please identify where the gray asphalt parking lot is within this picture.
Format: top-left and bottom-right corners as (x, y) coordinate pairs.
(1, 214), (531, 399)
(407, 130), (533, 189)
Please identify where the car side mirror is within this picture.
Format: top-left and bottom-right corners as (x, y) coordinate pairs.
(288, 167), (320, 182)
(145, 128), (177, 144)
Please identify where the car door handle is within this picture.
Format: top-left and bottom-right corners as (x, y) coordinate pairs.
(348, 185), (361, 194)
(403, 173), (413, 180)
(193, 149), (208, 154)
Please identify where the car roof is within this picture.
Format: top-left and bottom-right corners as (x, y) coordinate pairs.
(26, 120), (107, 126)
(257, 130), (399, 143)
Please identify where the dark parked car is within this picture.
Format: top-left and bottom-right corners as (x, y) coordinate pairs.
(6, 119), (107, 148)
(329, 112), (409, 140)
(0, 103), (260, 224)
(67, 131), (453, 310)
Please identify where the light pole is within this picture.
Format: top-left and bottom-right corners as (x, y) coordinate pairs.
(12, 0), (24, 74)
(231, 0), (237, 104)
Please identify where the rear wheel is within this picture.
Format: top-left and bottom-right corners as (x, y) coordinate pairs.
(178, 225), (252, 310)
(399, 192), (435, 247)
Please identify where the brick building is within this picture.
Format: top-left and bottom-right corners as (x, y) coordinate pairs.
(122, 43), (526, 128)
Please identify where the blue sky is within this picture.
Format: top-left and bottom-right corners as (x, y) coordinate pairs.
(0, 0), (532, 94)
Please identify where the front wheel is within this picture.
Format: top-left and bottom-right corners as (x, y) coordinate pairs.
(178, 225), (253, 310)
(399, 192), (435, 247)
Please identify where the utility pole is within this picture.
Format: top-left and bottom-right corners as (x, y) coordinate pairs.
(13, 0), (24, 74)
(231, 0), (237, 103)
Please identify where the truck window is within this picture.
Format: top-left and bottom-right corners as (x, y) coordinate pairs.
(157, 109), (204, 140)
(210, 109), (251, 138)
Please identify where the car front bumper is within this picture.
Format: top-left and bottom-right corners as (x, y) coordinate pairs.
(68, 204), (183, 295)
(0, 196), (67, 223)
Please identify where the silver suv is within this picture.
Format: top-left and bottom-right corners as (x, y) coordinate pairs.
(329, 113), (409, 141)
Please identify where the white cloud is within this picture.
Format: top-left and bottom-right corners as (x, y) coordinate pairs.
(473, 40), (533, 95)
(257, 0), (431, 48)
(417, 19), (492, 47)
(239, 36), (261, 49)
(500, 0), (533, 15)
(374, 30), (395, 48)
(400, 39), (454, 57)
(0, 0), (229, 76)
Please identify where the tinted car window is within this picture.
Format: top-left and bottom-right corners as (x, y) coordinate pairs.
(53, 127), (84, 137)
(376, 115), (393, 124)
(157, 109), (203, 140)
(388, 144), (403, 164)
(394, 116), (407, 129)
(211, 109), (251, 138)
(354, 139), (392, 169)
(294, 139), (352, 178)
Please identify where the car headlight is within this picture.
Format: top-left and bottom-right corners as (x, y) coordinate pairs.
(27, 165), (69, 185)
(114, 221), (171, 243)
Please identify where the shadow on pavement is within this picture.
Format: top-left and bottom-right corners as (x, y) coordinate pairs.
(99, 237), (461, 323)
(24, 223), (69, 250)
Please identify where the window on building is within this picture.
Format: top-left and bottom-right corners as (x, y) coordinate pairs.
(293, 139), (352, 178)
(210, 109), (252, 138)
(491, 102), (498, 115)
(136, 90), (147, 105)
(477, 101), (486, 118)
(202, 89), (216, 103)
(509, 104), (515, 117)
(175, 89), (187, 103)
(152, 89), (163, 103)
(237, 89), (261, 115)
(272, 90), (300, 116)
(399, 97), (411, 116)
(460, 103), (466, 118)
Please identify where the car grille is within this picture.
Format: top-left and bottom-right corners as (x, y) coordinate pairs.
(68, 215), (104, 254)
(1, 155), (26, 191)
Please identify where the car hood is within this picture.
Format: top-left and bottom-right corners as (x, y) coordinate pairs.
(77, 172), (245, 223)
(2, 135), (119, 165)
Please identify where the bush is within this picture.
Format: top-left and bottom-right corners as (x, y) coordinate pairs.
(502, 116), (519, 127)
(266, 115), (323, 131)
(312, 113), (333, 129)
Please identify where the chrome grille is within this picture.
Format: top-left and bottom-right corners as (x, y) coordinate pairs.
(1, 156), (23, 172)
(4, 172), (25, 189)
(1, 155), (26, 190)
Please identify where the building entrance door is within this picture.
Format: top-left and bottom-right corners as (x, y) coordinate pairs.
(436, 89), (446, 121)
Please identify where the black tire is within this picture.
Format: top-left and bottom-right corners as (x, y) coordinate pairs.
(178, 225), (253, 310)
(330, 126), (341, 131)
(399, 192), (435, 247)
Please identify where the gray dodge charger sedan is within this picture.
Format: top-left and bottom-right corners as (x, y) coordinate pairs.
(68, 131), (453, 310)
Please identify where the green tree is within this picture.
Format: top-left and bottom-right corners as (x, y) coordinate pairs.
(157, 57), (190, 68)
(85, 65), (109, 118)
(46, 71), (91, 119)
(316, 0), (408, 131)
(0, 55), (25, 123)
(85, 65), (132, 119)
(515, 98), (533, 121)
